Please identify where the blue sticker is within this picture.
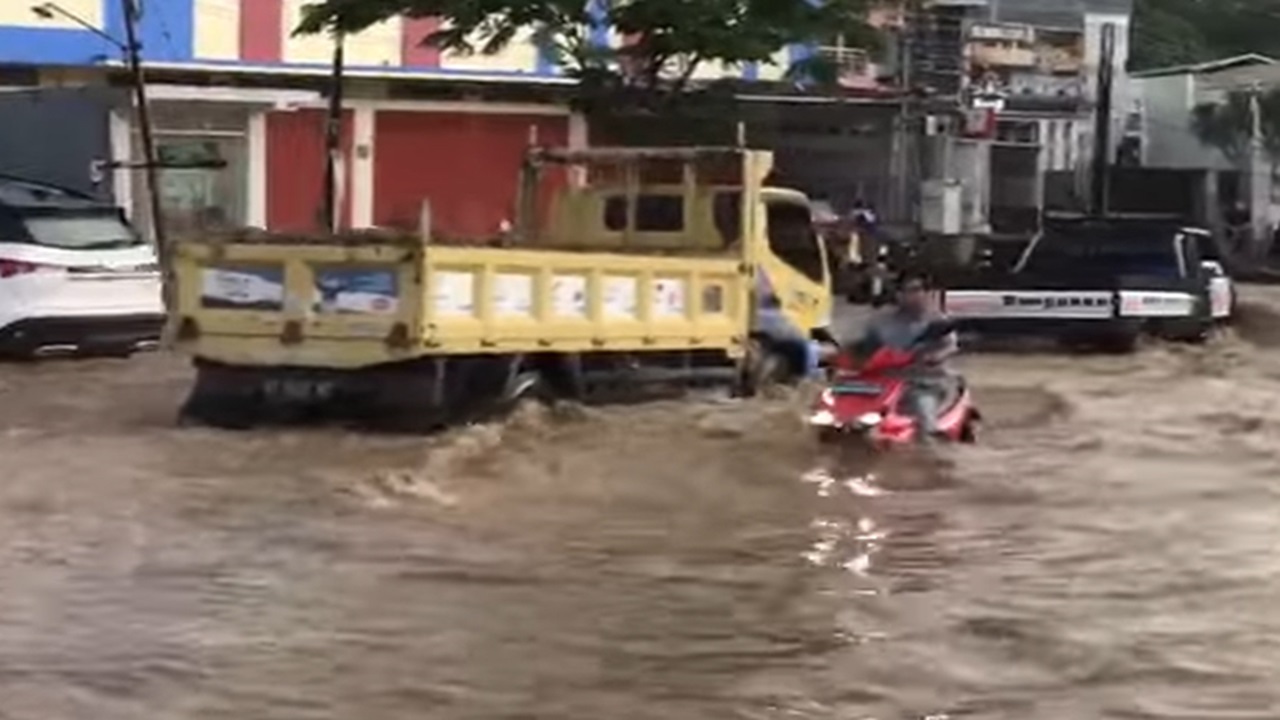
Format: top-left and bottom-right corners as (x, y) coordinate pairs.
(200, 266), (285, 310)
(313, 268), (400, 315)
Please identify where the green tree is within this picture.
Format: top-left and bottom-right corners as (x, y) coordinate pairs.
(297, 0), (878, 145)
(295, 0), (876, 107)
(1132, 0), (1280, 71)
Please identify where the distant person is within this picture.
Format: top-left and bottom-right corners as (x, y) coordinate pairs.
(849, 199), (878, 234)
(848, 199), (881, 264)
(1226, 202), (1251, 256)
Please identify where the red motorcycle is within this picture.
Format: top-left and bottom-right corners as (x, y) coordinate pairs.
(809, 320), (980, 447)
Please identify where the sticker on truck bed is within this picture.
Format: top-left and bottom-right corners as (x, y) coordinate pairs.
(944, 290), (1114, 319)
(604, 276), (638, 318)
(433, 271), (475, 316)
(493, 273), (534, 316)
(312, 268), (399, 315)
(200, 266), (285, 311)
(652, 278), (687, 317)
(552, 274), (587, 318)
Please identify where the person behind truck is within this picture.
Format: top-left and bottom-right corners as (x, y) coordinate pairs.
(848, 199), (878, 265)
(845, 270), (959, 444)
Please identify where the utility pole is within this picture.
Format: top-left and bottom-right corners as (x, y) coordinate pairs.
(1247, 81), (1269, 255)
(891, 0), (916, 224)
(121, 0), (173, 321)
(1089, 22), (1115, 217)
(322, 33), (345, 233)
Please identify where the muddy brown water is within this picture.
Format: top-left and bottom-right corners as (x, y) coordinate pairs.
(4, 291), (1280, 720)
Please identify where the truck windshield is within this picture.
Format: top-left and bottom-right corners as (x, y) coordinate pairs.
(767, 202), (825, 282)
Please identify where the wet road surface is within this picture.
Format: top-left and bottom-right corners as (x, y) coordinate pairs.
(4, 291), (1280, 719)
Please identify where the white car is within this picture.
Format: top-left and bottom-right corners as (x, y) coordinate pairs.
(0, 176), (163, 357)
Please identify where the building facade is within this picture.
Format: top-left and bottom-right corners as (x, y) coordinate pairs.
(1131, 54), (1280, 231)
(2, 0), (811, 239)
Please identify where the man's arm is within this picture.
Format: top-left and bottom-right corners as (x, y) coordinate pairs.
(920, 330), (958, 365)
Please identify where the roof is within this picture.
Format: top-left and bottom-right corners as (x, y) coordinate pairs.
(1130, 53), (1277, 79)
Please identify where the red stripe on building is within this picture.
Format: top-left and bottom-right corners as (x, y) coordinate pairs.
(266, 109), (354, 232)
(401, 17), (442, 67)
(241, 0), (284, 63)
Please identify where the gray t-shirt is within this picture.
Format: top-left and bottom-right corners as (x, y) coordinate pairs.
(856, 308), (956, 379)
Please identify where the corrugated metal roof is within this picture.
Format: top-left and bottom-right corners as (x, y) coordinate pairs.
(1130, 54), (1276, 79)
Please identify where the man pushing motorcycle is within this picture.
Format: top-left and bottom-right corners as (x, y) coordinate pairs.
(839, 271), (960, 444)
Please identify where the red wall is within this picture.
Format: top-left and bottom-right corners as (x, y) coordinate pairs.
(266, 109), (354, 233)
(372, 111), (569, 239)
(240, 0), (284, 63)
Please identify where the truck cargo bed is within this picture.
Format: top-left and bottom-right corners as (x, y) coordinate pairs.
(175, 237), (749, 369)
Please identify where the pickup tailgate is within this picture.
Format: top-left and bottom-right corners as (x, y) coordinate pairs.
(944, 277), (1201, 323)
(944, 289), (1116, 320)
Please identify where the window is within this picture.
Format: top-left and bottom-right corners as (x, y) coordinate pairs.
(603, 194), (684, 232)
(155, 137), (246, 234)
(1023, 231), (1180, 278)
(767, 202), (825, 282)
(19, 211), (142, 250)
(142, 102), (251, 236)
(712, 191), (742, 246)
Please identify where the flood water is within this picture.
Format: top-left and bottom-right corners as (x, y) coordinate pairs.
(4, 290), (1280, 719)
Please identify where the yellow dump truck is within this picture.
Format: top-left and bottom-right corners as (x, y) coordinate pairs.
(172, 147), (833, 429)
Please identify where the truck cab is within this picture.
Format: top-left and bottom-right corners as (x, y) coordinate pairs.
(529, 149), (832, 379)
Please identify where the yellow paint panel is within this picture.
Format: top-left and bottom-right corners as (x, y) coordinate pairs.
(282, 0), (402, 66)
(194, 0), (240, 61)
(342, 16), (402, 66)
(2, 0), (102, 29)
(440, 26), (540, 73)
(282, 0), (332, 63)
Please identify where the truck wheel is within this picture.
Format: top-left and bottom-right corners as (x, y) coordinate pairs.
(735, 338), (789, 398)
(179, 363), (261, 430)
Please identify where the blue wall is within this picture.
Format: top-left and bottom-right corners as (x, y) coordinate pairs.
(0, 0), (193, 66)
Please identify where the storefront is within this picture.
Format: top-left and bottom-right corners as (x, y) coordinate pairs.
(114, 84), (581, 239)
(151, 101), (250, 234)
(115, 85), (321, 238)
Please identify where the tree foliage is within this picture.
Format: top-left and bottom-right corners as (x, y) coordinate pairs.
(296, 0), (877, 102)
(1191, 89), (1280, 166)
(1132, 0), (1280, 71)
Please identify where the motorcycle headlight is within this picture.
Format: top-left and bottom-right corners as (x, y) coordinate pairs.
(856, 412), (883, 427)
(809, 409), (837, 426)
